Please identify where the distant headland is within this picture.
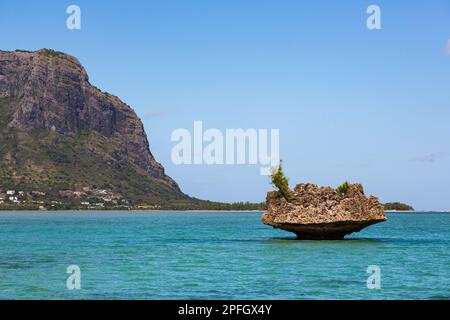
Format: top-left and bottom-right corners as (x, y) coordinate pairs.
(383, 202), (415, 211)
(0, 49), (269, 211)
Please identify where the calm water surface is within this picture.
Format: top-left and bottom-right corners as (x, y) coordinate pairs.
(0, 211), (449, 299)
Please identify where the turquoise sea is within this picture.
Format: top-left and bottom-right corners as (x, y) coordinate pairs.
(0, 211), (449, 300)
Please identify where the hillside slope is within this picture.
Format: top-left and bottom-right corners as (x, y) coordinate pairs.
(0, 49), (192, 205)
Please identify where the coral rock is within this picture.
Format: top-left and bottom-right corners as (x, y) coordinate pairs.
(262, 183), (387, 240)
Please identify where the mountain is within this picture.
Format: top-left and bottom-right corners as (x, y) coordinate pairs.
(0, 48), (193, 205)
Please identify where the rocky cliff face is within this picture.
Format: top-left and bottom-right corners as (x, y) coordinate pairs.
(262, 183), (387, 239)
(0, 49), (184, 202)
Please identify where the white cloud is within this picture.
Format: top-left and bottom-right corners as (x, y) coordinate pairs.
(412, 152), (447, 163)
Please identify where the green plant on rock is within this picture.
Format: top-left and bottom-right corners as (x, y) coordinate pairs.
(270, 161), (292, 201)
(337, 181), (350, 195)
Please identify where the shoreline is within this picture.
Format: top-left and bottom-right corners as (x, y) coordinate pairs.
(0, 209), (449, 214)
(0, 209), (264, 213)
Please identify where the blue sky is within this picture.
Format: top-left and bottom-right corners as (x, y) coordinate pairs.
(1, 0), (450, 210)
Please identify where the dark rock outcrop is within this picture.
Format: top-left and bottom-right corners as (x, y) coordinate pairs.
(0, 49), (185, 201)
(0, 49), (177, 189)
(262, 183), (387, 240)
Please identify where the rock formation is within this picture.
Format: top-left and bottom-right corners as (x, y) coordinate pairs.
(262, 183), (387, 239)
(0, 49), (189, 203)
